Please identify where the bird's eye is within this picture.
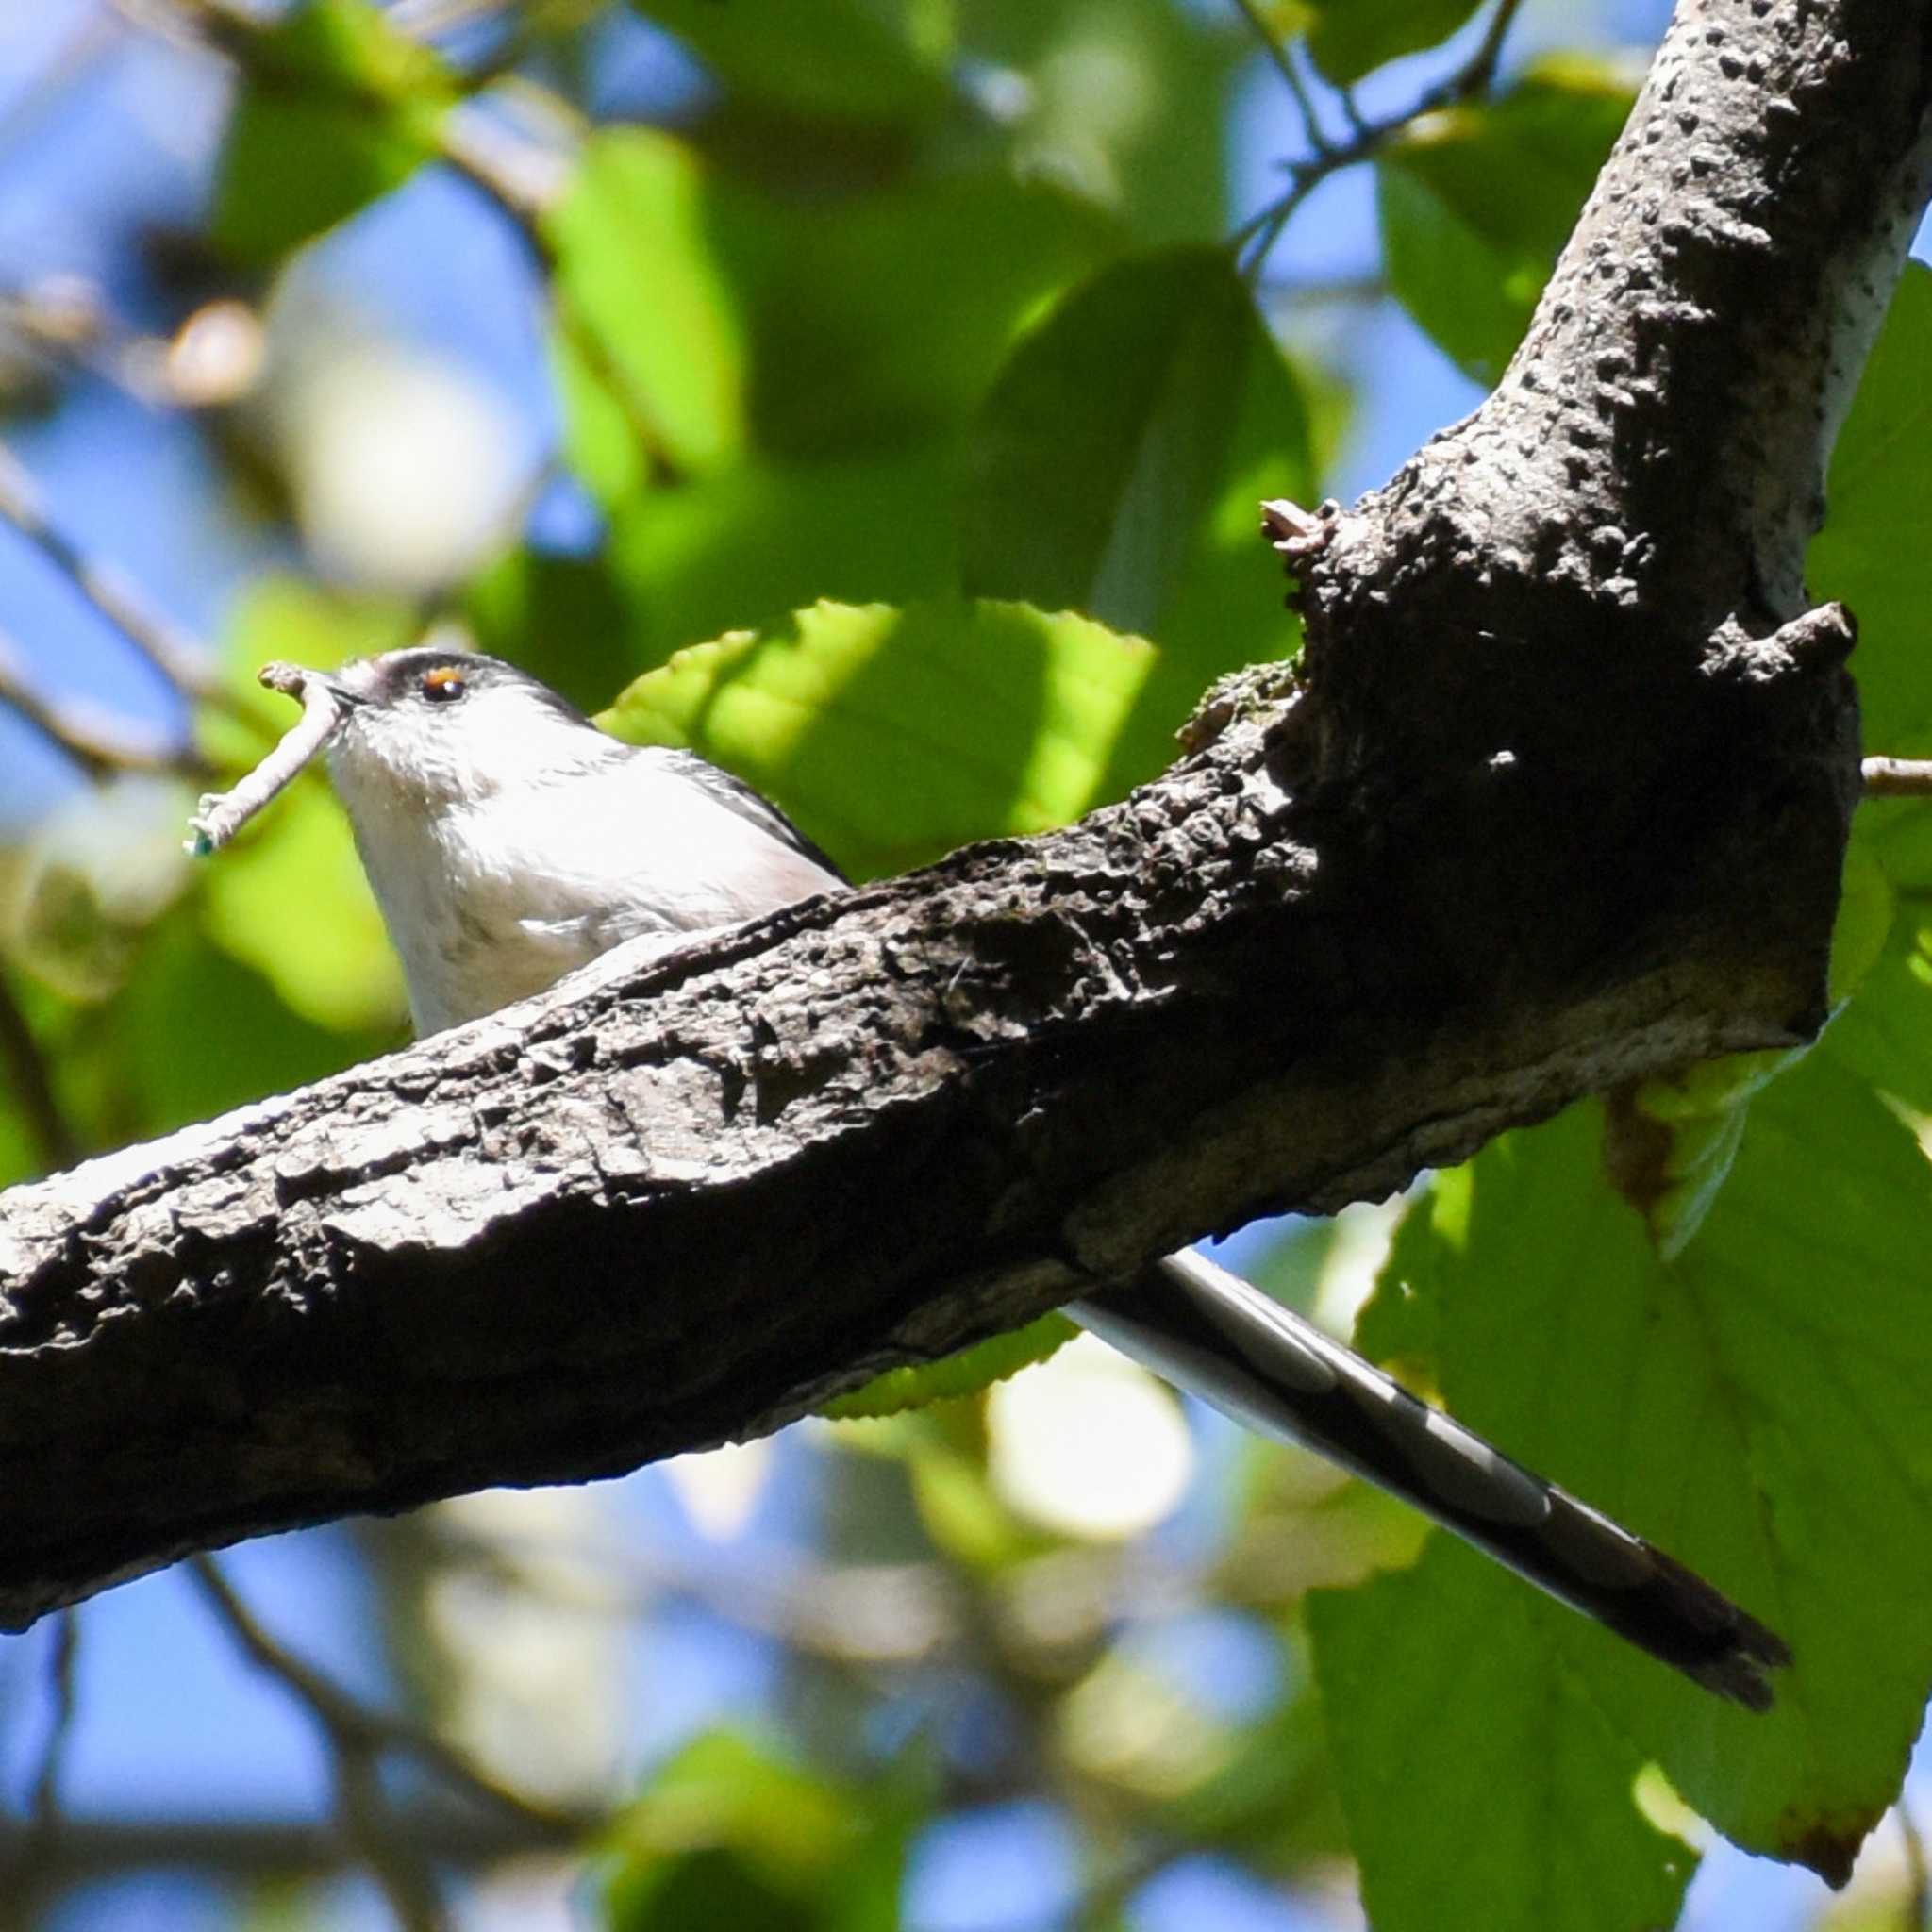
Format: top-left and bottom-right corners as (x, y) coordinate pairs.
(421, 668), (467, 705)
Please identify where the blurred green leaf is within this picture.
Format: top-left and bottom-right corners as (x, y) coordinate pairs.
(210, 0), (458, 263)
(1377, 60), (1634, 384)
(605, 1731), (922, 1932)
(627, 0), (954, 126)
(961, 0), (1243, 244)
(613, 1848), (814, 1932)
(904, 1424), (1033, 1568)
(1305, 0), (1485, 86)
(601, 445), (964, 659)
(546, 140), (1110, 490)
(465, 541), (652, 708)
(598, 598), (1181, 879)
(473, 447), (965, 683)
(198, 776), (404, 1034)
(119, 910), (388, 1131)
(545, 129), (748, 482)
(0, 966), (54, 1186)
(961, 244), (1310, 674)
(721, 173), (1116, 459)
(1817, 911), (1932, 1123)
(1309, 1537), (1697, 1932)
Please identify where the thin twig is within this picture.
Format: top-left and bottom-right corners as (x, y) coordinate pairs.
(1230, 0), (1527, 279)
(0, 440), (234, 714)
(1229, 0), (1332, 156)
(1459, 0), (1526, 99)
(333, 1750), (450, 1932)
(1903, 1799), (1931, 1932)
(2, 1610), (83, 1932)
(27, 1614), (81, 1838)
(186, 1556), (591, 1840)
(0, 969), (80, 1174)
(0, 1807), (569, 1884)
(186, 662), (341, 854)
(0, 625), (206, 783)
(1862, 757), (1932, 797)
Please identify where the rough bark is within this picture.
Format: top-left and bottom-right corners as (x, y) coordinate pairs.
(1, 0), (1928, 1628)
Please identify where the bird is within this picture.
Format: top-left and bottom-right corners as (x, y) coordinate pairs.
(290, 642), (1790, 1709)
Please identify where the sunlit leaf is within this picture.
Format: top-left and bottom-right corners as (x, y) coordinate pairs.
(821, 1314), (1077, 1420)
(544, 129), (748, 482)
(1334, 1043), (1932, 1884)
(1309, 1537), (1697, 1932)
(1377, 61), (1635, 384)
(598, 598), (1181, 879)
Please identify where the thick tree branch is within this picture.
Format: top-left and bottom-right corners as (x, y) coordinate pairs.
(1, 0), (1928, 1628)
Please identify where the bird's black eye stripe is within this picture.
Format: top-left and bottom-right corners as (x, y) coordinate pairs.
(420, 667), (467, 705)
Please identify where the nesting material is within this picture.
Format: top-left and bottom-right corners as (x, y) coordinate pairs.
(185, 662), (343, 855)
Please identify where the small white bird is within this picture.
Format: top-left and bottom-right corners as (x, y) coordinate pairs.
(262, 643), (1789, 1708)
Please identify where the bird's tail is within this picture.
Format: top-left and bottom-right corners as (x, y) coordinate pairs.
(1070, 1249), (1790, 1710)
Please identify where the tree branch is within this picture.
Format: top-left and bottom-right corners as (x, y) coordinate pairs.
(0, 0), (1926, 1629)
(0, 441), (228, 713)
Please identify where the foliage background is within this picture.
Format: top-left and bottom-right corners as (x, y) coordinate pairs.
(2, 2), (1930, 1929)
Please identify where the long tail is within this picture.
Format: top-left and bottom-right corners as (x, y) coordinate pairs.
(1070, 1249), (1790, 1710)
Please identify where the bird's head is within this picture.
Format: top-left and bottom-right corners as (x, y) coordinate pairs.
(321, 646), (623, 814)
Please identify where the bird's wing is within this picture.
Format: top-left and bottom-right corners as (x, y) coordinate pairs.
(1071, 1249), (1789, 1708)
(648, 748), (850, 885)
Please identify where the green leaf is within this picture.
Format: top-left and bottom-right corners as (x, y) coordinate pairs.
(544, 130), (748, 482)
(1306, 0), (1486, 87)
(611, 1848), (814, 1932)
(597, 599), (1181, 880)
(209, 0), (458, 263)
(119, 912), (387, 1132)
(626, 0), (954, 126)
(963, 0), (1246, 244)
(604, 1731), (924, 1932)
(545, 145), (1109, 490)
(465, 544), (656, 710)
(960, 246), (1312, 688)
(1808, 261), (1932, 757)
(198, 778), (404, 1034)
(1309, 1539), (1697, 1932)
(820, 1313), (1078, 1420)
(1377, 61), (1635, 385)
(1343, 1050), (1932, 1884)
(722, 173), (1115, 460)
(604, 446), (965, 660)
(1820, 915), (1932, 1122)
(474, 449), (965, 681)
